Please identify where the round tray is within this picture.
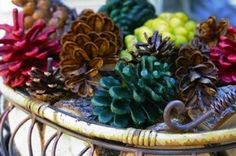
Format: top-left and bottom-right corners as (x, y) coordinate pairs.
(1, 80), (236, 155)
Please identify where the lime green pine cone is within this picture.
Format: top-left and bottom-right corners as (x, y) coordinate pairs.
(126, 12), (197, 48)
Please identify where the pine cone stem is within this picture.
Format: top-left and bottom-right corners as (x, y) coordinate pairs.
(13, 9), (20, 30)
(47, 57), (53, 72)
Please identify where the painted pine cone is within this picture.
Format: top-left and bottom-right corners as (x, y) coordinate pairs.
(99, 0), (156, 36)
(60, 9), (122, 97)
(210, 26), (236, 84)
(92, 56), (176, 128)
(26, 67), (66, 103)
(176, 44), (218, 111)
(195, 16), (228, 47)
(12, 0), (76, 33)
(0, 9), (60, 88)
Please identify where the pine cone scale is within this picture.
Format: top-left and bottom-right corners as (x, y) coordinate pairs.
(87, 58), (103, 69)
(73, 22), (92, 34)
(84, 42), (99, 58)
(74, 34), (91, 47)
(87, 15), (104, 32)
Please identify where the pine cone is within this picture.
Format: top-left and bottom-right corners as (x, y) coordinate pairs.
(12, 0), (76, 33)
(195, 16), (228, 47)
(134, 32), (177, 65)
(176, 44), (218, 111)
(210, 25), (236, 84)
(60, 9), (122, 97)
(0, 9), (60, 88)
(26, 66), (66, 103)
(92, 56), (176, 128)
(99, 0), (156, 36)
(190, 38), (210, 55)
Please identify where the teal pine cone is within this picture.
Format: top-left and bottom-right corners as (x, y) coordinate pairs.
(91, 56), (176, 128)
(99, 0), (156, 36)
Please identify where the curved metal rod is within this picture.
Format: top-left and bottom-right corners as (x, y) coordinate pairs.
(41, 133), (57, 156)
(8, 117), (31, 156)
(78, 144), (91, 156)
(51, 132), (62, 156)
(89, 144), (95, 156)
(28, 116), (36, 156)
(163, 100), (214, 131)
(0, 106), (14, 156)
(136, 151), (144, 156)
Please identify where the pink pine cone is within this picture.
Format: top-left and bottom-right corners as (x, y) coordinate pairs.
(210, 26), (236, 84)
(0, 9), (60, 88)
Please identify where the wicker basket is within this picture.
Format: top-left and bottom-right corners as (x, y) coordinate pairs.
(1, 78), (236, 156)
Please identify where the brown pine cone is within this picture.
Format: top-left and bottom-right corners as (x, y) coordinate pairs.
(12, 0), (75, 33)
(195, 16), (228, 47)
(60, 9), (122, 97)
(26, 66), (67, 103)
(190, 37), (210, 55)
(134, 32), (177, 65)
(175, 44), (218, 111)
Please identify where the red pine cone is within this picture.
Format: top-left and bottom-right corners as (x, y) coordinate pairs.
(210, 26), (236, 84)
(0, 9), (60, 88)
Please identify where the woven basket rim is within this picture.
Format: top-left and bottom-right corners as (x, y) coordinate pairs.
(1, 80), (236, 147)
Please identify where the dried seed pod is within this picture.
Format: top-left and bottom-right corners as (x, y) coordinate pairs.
(60, 9), (122, 97)
(26, 66), (67, 103)
(176, 44), (218, 111)
(195, 16), (228, 46)
(134, 32), (177, 66)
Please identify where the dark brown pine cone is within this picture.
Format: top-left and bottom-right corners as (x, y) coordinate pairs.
(134, 32), (176, 62)
(60, 9), (122, 97)
(195, 16), (228, 47)
(175, 44), (218, 111)
(190, 38), (210, 55)
(26, 65), (67, 103)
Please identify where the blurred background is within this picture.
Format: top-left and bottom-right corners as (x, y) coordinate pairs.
(0, 0), (236, 36)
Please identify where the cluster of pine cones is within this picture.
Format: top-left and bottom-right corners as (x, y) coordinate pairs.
(0, 0), (236, 129)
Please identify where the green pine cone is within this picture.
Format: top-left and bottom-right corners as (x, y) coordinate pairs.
(99, 0), (156, 36)
(92, 56), (176, 128)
